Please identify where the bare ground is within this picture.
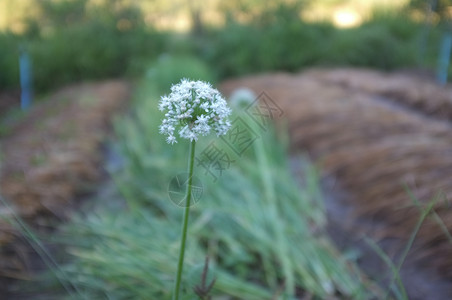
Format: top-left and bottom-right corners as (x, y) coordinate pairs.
(0, 80), (131, 289)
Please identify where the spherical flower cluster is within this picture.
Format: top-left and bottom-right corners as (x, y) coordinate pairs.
(159, 79), (231, 144)
(229, 87), (256, 109)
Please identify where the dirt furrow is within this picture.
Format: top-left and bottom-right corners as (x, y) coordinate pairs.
(0, 80), (131, 282)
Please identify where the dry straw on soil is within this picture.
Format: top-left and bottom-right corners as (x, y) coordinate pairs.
(221, 69), (452, 285)
(0, 80), (130, 275)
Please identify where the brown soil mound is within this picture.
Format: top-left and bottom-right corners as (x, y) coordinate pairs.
(0, 80), (131, 278)
(221, 69), (452, 297)
(310, 68), (452, 121)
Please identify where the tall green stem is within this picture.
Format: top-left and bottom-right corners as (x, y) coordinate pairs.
(173, 140), (196, 300)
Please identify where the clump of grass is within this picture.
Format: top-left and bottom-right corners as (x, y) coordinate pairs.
(52, 57), (377, 299)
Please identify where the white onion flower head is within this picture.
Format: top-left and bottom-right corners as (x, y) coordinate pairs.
(159, 79), (231, 144)
(230, 87), (256, 109)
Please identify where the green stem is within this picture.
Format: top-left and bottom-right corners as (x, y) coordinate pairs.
(173, 140), (196, 300)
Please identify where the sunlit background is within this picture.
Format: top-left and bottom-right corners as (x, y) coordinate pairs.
(1, 0), (451, 94)
(0, 0), (422, 31)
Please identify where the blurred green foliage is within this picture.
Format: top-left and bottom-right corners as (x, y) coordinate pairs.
(0, 0), (449, 93)
(145, 54), (215, 92)
(0, 0), (166, 91)
(200, 3), (439, 79)
(409, 0), (452, 23)
(200, 3), (335, 77)
(29, 22), (164, 91)
(0, 33), (21, 89)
